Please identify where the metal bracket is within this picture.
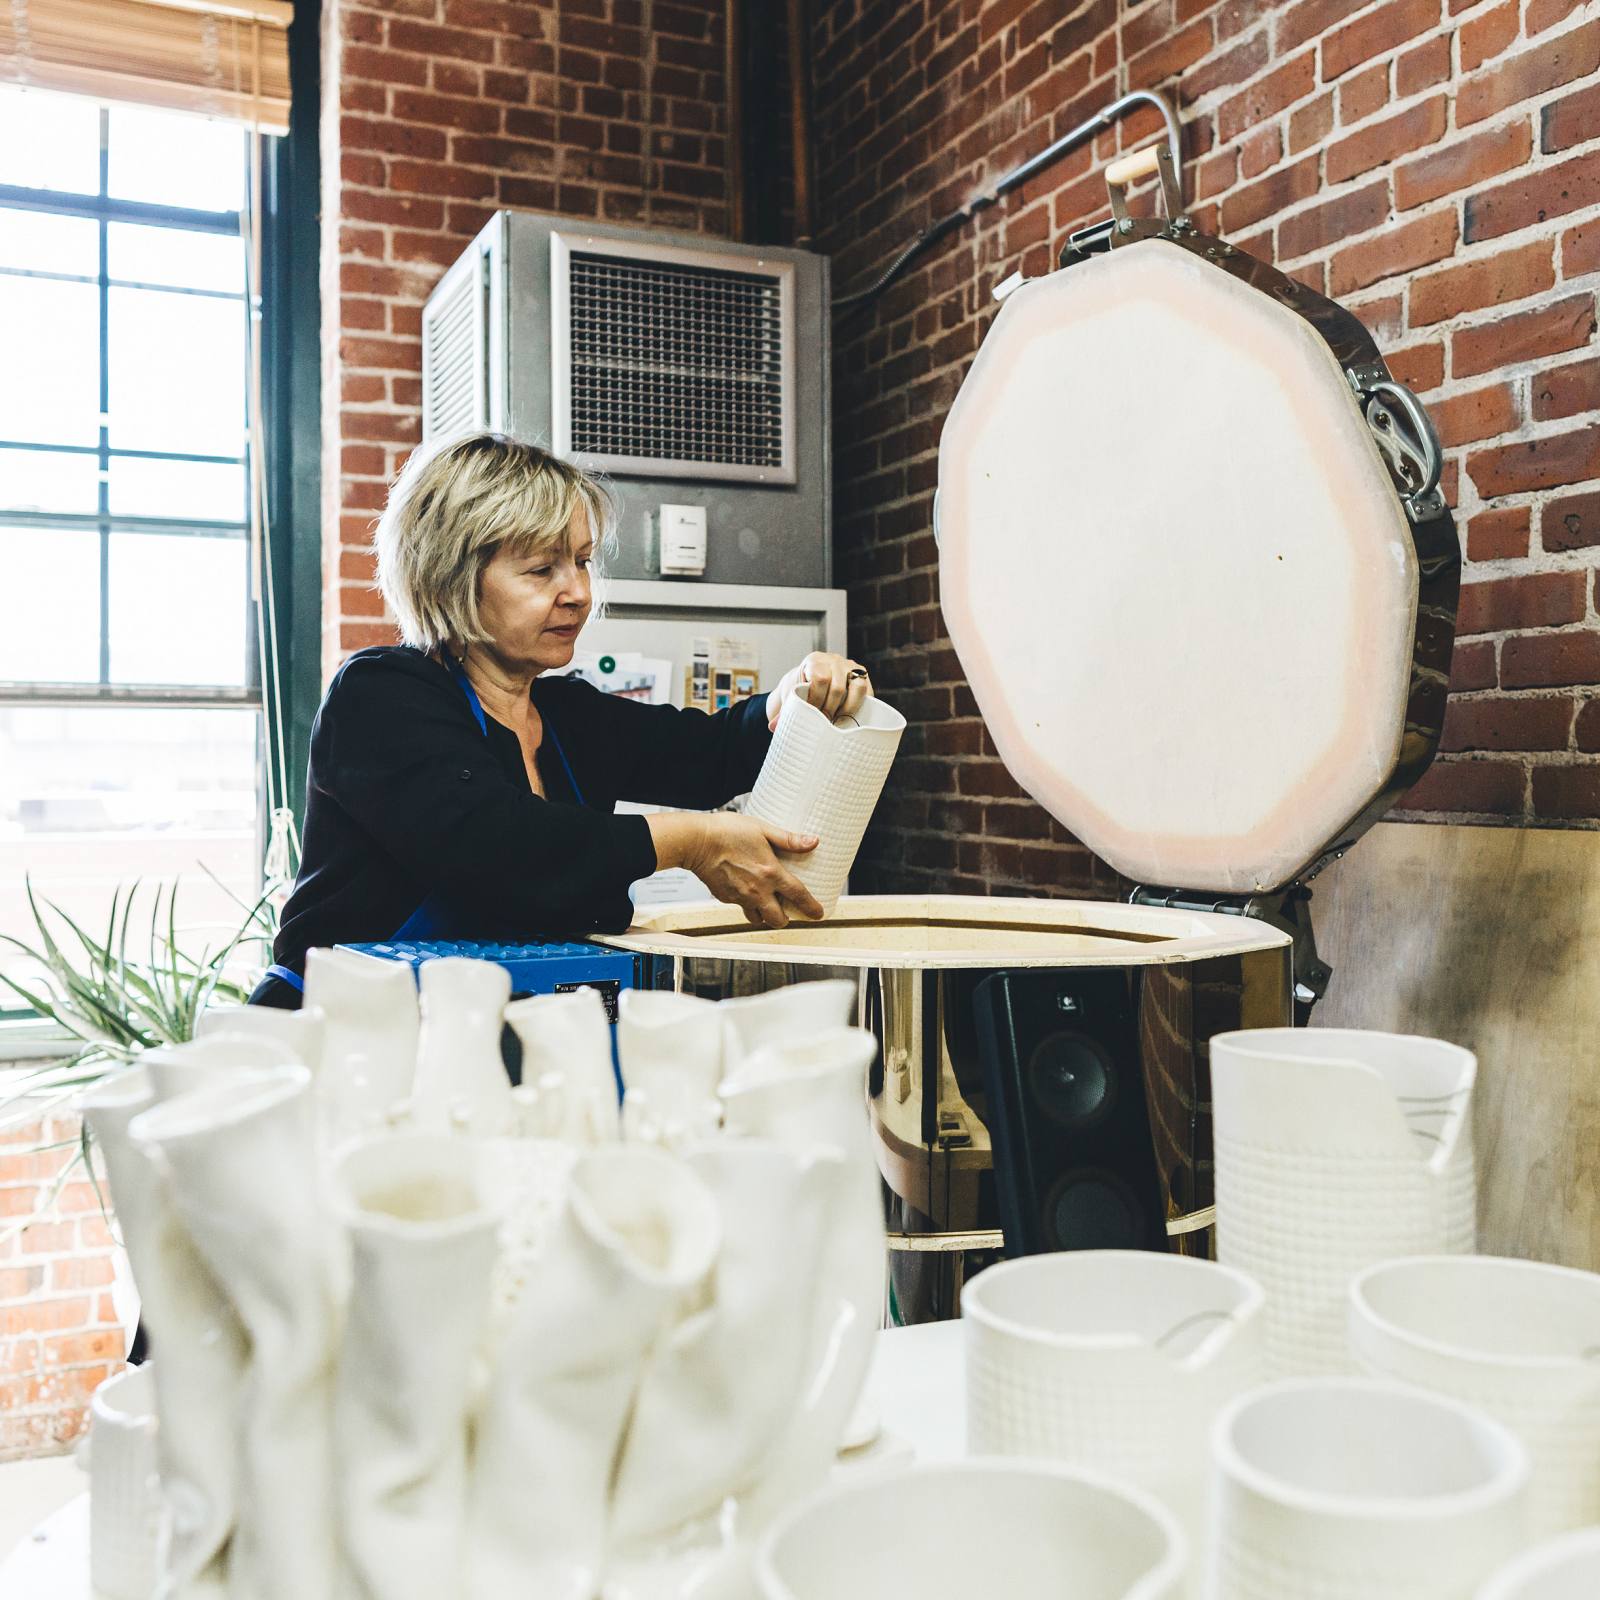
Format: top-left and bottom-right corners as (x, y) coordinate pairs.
(1129, 881), (1332, 1024)
(1106, 141), (1186, 234)
(1348, 368), (1447, 523)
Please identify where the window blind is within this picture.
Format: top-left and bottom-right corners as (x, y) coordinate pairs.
(1, 0), (291, 134)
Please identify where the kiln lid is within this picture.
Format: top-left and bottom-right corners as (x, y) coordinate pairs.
(937, 234), (1456, 896)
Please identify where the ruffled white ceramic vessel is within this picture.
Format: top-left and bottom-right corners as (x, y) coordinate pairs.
(1208, 1377), (1529, 1600)
(1211, 1027), (1477, 1375)
(1350, 1254), (1600, 1539)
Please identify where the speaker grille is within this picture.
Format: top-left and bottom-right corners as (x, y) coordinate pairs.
(566, 251), (786, 473)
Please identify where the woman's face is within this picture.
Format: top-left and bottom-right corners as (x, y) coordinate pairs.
(477, 507), (594, 672)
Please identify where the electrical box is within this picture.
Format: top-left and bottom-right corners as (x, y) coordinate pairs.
(656, 504), (708, 577)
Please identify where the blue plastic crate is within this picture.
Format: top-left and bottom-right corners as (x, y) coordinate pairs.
(338, 938), (636, 1021)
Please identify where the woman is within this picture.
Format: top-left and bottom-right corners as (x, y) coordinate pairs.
(249, 432), (871, 1009)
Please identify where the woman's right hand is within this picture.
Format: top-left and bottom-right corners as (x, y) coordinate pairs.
(647, 813), (824, 927)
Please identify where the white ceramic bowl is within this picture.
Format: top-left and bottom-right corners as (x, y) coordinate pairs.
(1475, 1527), (1600, 1599)
(757, 1460), (1187, 1600)
(1351, 1255), (1600, 1538)
(1210, 1378), (1529, 1600)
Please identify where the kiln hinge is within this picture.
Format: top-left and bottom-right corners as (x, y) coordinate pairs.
(1127, 881), (1332, 1026)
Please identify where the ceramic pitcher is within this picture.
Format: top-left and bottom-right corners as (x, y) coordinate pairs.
(1350, 1255), (1600, 1539)
(717, 978), (857, 1069)
(1211, 1027), (1477, 1375)
(963, 1249), (1265, 1572)
(746, 694), (906, 917)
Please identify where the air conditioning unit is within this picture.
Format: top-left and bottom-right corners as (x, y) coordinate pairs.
(422, 212), (831, 588)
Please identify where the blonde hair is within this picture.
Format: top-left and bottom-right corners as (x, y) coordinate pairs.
(374, 432), (615, 651)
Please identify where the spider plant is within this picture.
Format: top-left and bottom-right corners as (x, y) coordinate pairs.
(0, 876), (276, 1230)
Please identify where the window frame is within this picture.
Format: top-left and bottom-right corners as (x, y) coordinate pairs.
(0, 0), (322, 1026)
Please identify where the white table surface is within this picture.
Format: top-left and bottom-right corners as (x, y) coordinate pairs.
(0, 1321), (967, 1597)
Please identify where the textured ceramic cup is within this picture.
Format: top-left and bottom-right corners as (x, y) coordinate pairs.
(1350, 1255), (1600, 1539)
(82, 1363), (163, 1600)
(1475, 1527), (1600, 1600)
(757, 1460), (1186, 1600)
(1208, 1378), (1529, 1600)
(964, 1250), (1265, 1566)
(1211, 1027), (1477, 1375)
(746, 693), (906, 917)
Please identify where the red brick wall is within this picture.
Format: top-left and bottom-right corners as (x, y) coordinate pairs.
(813, 0), (1600, 896)
(321, 0), (733, 678)
(0, 1107), (123, 1461)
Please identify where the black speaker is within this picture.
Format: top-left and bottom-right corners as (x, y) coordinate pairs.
(974, 968), (1167, 1256)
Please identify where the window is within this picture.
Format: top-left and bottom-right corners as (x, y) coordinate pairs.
(0, 87), (264, 994)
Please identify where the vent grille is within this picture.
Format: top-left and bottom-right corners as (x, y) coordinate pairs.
(422, 256), (484, 442)
(566, 251), (786, 473)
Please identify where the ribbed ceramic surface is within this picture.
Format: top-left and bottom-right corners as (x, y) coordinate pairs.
(747, 696), (905, 916)
(1215, 1141), (1468, 1375)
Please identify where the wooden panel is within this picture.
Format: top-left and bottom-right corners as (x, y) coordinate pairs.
(1311, 820), (1600, 1270)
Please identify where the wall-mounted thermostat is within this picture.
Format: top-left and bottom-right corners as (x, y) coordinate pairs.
(656, 504), (708, 577)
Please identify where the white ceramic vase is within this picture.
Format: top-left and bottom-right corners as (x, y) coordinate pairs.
(410, 956), (513, 1137)
(80, 1067), (244, 1600)
(504, 987), (619, 1144)
(467, 1144), (721, 1600)
(963, 1249), (1265, 1566)
(1350, 1254), (1600, 1539)
(302, 946), (421, 1137)
(720, 1027), (887, 1527)
(1211, 1027), (1477, 1375)
(331, 1132), (501, 1600)
(132, 1064), (342, 1600)
(1476, 1528), (1600, 1600)
(609, 1138), (838, 1547)
(746, 693), (907, 917)
(194, 1002), (324, 1068)
(615, 989), (728, 1147)
(1208, 1378), (1529, 1600)
(717, 979), (858, 1068)
(757, 1461), (1187, 1600)
(81, 1363), (163, 1600)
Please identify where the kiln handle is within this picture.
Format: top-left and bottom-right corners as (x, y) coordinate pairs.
(1106, 141), (1185, 232)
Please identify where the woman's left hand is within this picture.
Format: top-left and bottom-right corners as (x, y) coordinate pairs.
(766, 652), (873, 731)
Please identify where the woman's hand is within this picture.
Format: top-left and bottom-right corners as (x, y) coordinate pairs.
(646, 813), (825, 927)
(766, 652), (872, 731)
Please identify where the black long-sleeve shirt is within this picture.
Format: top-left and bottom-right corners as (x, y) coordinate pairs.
(265, 645), (772, 980)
